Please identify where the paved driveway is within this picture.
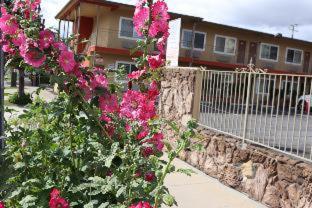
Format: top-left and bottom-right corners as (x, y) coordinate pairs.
(200, 103), (312, 160)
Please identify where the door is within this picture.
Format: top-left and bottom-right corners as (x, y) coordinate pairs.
(248, 42), (258, 65)
(303, 52), (310, 73)
(237, 40), (246, 64)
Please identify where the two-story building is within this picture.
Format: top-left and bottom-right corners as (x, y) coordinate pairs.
(55, 0), (312, 75)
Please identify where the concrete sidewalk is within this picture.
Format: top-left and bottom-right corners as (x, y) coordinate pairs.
(165, 158), (267, 208)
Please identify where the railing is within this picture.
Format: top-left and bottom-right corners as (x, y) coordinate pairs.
(198, 69), (312, 162)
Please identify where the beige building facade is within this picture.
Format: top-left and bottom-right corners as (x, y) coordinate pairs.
(56, 0), (312, 75)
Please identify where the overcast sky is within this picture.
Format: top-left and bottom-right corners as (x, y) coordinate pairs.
(42, 0), (312, 42)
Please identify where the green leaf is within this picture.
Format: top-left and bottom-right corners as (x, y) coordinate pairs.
(116, 186), (126, 198)
(163, 194), (176, 207)
(85, 200), (101, 207)
(105, 142), (119, 168)
(177, 168), (196, 177)
(20, 195), (37, 208)
(14, 162), (26, 170)
(98, 202), (109, 208)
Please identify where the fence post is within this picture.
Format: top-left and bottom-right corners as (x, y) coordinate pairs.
(192, 69), (204, 121)
(242, 72), (252, 144)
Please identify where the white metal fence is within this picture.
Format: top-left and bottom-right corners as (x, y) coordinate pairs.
(198, 70), (312, 162)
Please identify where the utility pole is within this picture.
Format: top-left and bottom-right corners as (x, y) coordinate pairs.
(0, 0), (5, 149)
(289, 24), (298, 39)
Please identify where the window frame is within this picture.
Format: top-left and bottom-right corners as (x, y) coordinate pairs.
(115, 61), (137, 73)
(285, 47), (303, 65)
(256, 77), (273, 96)
(181, 29), (206, 51)
(115, 61), (137, 83)
(259, 43), (279, 62)
(118, 17), (140, 40)
(281, 80), (299, 96)
(213, 34), (237, 56)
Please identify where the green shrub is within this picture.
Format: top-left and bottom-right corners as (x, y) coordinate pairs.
(8, 93), (32, 106)
(3, 95), (197, 207)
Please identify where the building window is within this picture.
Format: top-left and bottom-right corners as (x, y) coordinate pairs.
(119, 17), (141, 40)
(116, 61), (138, 74)
(214, 35), (237, 55)
(256, 78), (274, 95)
(181, 29), (206, 51)
(282, 80), (298, 96)
(260, 43), (279, 61)
(286, 48), (302, 65)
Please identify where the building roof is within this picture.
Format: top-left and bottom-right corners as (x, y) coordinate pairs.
(55, 0), (312, 46)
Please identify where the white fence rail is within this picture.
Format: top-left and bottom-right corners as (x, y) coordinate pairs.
(199, 70), (312, 162)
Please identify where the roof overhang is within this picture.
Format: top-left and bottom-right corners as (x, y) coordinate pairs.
(56, 0), (203, 22)
(55, 0), (120, 20)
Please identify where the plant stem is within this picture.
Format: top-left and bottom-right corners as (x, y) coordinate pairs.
(76, 91), (113, 142)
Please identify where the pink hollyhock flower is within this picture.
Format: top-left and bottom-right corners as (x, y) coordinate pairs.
(59, 50), (76, 73)
(12, 32), (26, 47)
(99, 93), (119, 114)
(13, 0), (23, 12)
(53, 42), (68, 51)
(133, 6), (149, 37)
(90, 74), (108, 89)
(100, 114), (112, 123)
(27, 0), (41, 11)
(20, 41), (46, 68)
(147, 81), (159, 100)
(142, 146), (154, 157)
(137, 129), (149, 140)
(156, 33), (169, 54)
(120, 90), (146, 120)
(1, 7), (7, 16)
(71, 65), (83, 78)
(125, 124), (131, 132)
(151, 0), (170, 22)
(147, 54), (164, 70)
(134, 170), (142, 178)
(0, 14), (19, 35)
(135, 0), (147, 8)
(0, 201), (5, 208)
(2, 43), (15, 54)
(49, 188), (69, 208)
(129, 201), (153, 208)
(139, 100), (156, 122)
(50, 188), (60, 199)
(151, 133), (164, 151)
(128, 69), (146, 80)
(145, 171), (156, 182)
(148, 1), (170, 38)
(78, 77), (92, 101)
(49, 197), (69, 208)
(39, 29), (55, 49)
(105, 125), (115, 137)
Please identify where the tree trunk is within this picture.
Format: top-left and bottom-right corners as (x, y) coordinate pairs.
(11, 69), (17, 87)
(18, 68), (25, 97)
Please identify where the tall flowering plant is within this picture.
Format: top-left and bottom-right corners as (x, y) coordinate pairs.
(0, 0), (197, 207)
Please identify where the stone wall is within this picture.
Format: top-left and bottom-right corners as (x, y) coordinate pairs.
(160, 67), (312, 208)
(159, 67), (199, 126)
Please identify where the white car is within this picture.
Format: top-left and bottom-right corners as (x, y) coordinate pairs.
(297, 95), (312, 113)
